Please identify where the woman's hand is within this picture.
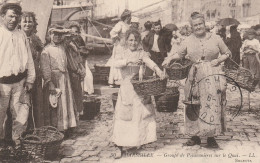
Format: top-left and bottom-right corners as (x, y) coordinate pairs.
(159, 71), (168, 80)
(210, 59), (220, 67)
(49, 82), (56, 95)
(154, 66), (168, 80)
(162, 57), (172, 67)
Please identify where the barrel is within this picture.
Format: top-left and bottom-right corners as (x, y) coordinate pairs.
(154, 87), (180, 112)
(80, 96), (101, 120)
(112, 92), (118, 109)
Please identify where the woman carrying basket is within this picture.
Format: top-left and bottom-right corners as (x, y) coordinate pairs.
(106, 9), (131, 87)
(163, 12), (231, 148)
(111, 29), (167, 156)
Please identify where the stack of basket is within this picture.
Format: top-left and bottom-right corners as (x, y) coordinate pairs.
(154, 87), (180, 112)
(81, 95), (101, 120)
(20, 126), (64, 161)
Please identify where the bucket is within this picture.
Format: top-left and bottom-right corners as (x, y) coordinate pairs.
(154, 87), (180, 112)
(80, 96), (101, 120)
(112, 92), (118, 109)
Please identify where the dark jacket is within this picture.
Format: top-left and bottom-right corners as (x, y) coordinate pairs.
(142, 30), (172, 57)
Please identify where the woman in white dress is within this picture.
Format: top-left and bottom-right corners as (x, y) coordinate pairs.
(111, 29), (167, 155)
(106, 9), (131, 87)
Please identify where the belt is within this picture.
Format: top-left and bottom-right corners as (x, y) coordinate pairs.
(0, 70), (28, 84)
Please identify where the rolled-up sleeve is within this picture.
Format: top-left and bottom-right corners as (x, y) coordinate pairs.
(110, 22), (122, 39)
(217, 35), (231, 57)
(177, 39), (188, 58)
(40, 50), (51, 84)
(142, 52), (157, 70)
(25, 38), (36, 84)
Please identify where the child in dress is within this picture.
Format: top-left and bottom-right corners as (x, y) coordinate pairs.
(241, 28), (260, 91)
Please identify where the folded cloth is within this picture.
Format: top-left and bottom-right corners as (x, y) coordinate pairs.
(49, 88), (62, 108)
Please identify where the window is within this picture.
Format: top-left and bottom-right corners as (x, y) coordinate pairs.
(230, 9), (236, 18)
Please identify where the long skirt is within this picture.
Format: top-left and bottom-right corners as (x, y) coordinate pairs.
(242, 53), (260, 79)
(184, 62), (227, 137)
(42, 71), (77, 131)
(69, 72), (83, 113)
(28, 68), (44, 129)
(111, 79), (157, 146)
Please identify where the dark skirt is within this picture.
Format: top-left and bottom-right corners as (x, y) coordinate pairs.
(69, 72), (84, 113)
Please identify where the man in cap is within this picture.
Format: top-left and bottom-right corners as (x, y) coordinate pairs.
(0, 2), (35, 146)
(130, 16), (139, 30)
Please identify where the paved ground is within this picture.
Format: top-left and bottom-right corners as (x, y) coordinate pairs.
(52, 54), (260, 163)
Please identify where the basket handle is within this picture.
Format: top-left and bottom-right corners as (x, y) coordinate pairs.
(23, 135), (42, 142)
(41, 126), (60, 133)
(171, 63), (183, 68)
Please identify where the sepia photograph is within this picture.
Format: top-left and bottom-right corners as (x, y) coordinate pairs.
(0, 0), (260, 162)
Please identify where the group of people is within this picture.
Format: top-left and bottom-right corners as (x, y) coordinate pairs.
(107, 10), (232, 157)
(0, 2), (257, 160)
(216, 23), (260, 91)
(0, 2), (93, 147)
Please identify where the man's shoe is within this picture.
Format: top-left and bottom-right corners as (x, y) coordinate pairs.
(184, 136), (201, 146)
(207, 137), (219, 148)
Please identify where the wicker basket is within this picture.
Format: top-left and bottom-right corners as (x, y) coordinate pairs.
(0, 146), (38, 162)
(20, 126), (64, 161)
(165, 59), (192, 80)
(94, 64), (110, 81)
(224, 67), (259, 92)
(131, 76), (167, 96)
(154, 87), (180, 112)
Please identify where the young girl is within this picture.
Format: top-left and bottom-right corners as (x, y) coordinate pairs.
(241, 28), (260, 91)
(40, 25), (77, 135)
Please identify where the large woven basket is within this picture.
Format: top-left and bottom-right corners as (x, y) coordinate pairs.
(94, 64), (110, 81)
(0, 146), (38, 162)
(20, 126), (64, 161)
(224, 67), (259, 92)
(165, 59), (192, 80)
(131, 76), (167, 96)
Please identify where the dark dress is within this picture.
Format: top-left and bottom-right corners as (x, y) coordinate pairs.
(29, 34), (44, 128)
(225, 30), (242, 68)
(65, 43), (85, 113)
